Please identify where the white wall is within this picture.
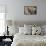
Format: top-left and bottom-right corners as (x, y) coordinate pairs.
(0, 0), (46, 22)
(13, 0), (46, 22)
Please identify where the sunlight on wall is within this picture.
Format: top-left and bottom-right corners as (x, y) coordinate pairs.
(0, 13), (5, 36)
(0, 5), (6, 36)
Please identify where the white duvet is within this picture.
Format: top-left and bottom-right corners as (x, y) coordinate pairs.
(11, 33), (46, 46)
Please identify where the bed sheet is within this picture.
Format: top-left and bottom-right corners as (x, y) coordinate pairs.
(11, 33), (46, 46)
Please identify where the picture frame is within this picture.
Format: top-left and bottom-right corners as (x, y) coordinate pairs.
(24, 6), (37, 15)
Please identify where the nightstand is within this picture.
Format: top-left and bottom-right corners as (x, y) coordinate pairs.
(0, 36), (13, 46)
(2, 41), (12, 46)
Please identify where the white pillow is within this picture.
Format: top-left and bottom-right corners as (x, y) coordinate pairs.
(32, 27), (36, 35)
(24, 24), (32, 29)
(40, 26), (45, 35)
(8, 26), (19, 36)
(24, 27), (32, 35)
(32, 26), (41, 35)
(19, 27), (32, 35)
(24, 24), (32, 35)
(19, 27), (25, 34)
(42, 25), (46, 33)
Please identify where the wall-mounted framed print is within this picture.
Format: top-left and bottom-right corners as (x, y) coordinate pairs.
(24, 6), (37, 15)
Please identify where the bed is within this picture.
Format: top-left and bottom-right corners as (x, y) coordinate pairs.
(11, 33), (46, 46)
(11, 21), (46, 46)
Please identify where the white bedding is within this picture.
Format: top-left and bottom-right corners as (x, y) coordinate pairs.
(11, 33), (46, 46)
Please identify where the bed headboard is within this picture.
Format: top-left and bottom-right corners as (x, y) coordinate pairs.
(6, 20), (46, 27)
(15, 21), (46, 27)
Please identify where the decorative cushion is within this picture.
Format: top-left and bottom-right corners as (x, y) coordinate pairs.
(42, 25), (46, 35)
(8, 26), (19, 36)
(24, 24), (32, 35)
(32, 26), (41, 35)
(24, 27), (32, 35)
(19, 27), (32, 35)
(19, 27), (25, 34)
(24, 24), (32, 29)
(42, 25), (46, 33)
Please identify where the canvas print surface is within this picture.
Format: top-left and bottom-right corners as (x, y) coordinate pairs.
(24, 6), (37, 15)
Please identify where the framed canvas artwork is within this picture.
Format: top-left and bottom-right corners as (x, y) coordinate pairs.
(24, 6), (37, 15)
